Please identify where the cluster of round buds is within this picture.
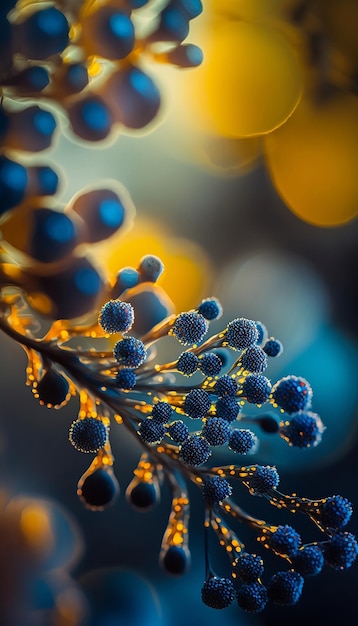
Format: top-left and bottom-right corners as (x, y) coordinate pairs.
(118, 304), (328, 463)
(5, 282), (356, 617)
(1, 1), (204, 143)
(201, 518), (357, 615)
(0, 2), (203, 325)
(0, 176), (138, 319)
(201, 550), (305, 613)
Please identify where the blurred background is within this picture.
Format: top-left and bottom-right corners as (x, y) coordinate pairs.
(0, 1), (358, 625)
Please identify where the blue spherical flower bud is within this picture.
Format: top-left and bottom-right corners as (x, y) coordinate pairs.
(280, 411), (325, 448)
(199, 352), (223, 377)
(215, 396), (241, 423)
(215, 375), (238, 397)
(234, 553), (264, 583)
(35, 256), (105, 320)
(161, 545), (190, 576)
(159, 5), (190, 43)
(180, 435), (211, 466)
(272, 375), (313, 414)
(0, 156), (28, 215)
(202, 417), (231, 446)
(172, 311), (209, 345)
(104, 65), (161, 129)
(116, 368), (136, 390)
(177, 351), (199, 376)
(229, 429), (258, 454)
(6, 105), (57, 152)
(267, 571), (304, 606)
(67, 94), (113, 142)
(241, 346), (268, 374)
(263, 337), (283, 357)
(26, 207), (79, 264)
(197, 297), (222, 320)
(167, 420), (189, 443)
(201, 576), (235, 609)
(126, 481), (159, 510)
(70, 186), (128, 244)
(113, 336), (147, 368)
(138, 418), (166, 444)
(176, 0), (203, 19)
(28, 165), (59, 197)
(236, 582), (267, 613)
(202, 476), (232, 505)
(152, 401), (173, 423)
(242, 374), (271, 405)
(15, 7), (69, 60)
(79, 468), (119, 509)
(226, 318), (258, 350)
(99, 299), (134, 333)
(36, 367), (69, 407)
(113, 267), (139, 295)
(184, 388), (212, 419)
(268, 525), (302, 557)
(291, 545), (324, 577)
(138, 254), (164, 282)
(69, 417), (108, 453)
(255, 321), (268, 345)
(324, 532), (358, 570)
(246, 465), (279, 495)
(54, 62), (88, 96)
(81, 7), (135, 60)
(320, 495), (353, 531)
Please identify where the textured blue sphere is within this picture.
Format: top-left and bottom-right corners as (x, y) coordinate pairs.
(69, 417), (108, 453)
(201, 576), (235, 609)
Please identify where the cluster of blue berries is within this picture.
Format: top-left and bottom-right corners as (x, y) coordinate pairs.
(199, 496), (357, 614)
(0, 4), (355, 618)
(1, 1), (203, 143)
(1, 281), (354, 617)
(0, 0), (203, 322)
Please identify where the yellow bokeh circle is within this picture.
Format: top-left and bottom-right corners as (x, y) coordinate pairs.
(264, 93), (358, 226)
(192, 20), (302, 138)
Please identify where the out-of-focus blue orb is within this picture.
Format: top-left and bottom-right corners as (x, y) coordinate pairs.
(79, 568), (162, 626)
(215, 250), (329, 361)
